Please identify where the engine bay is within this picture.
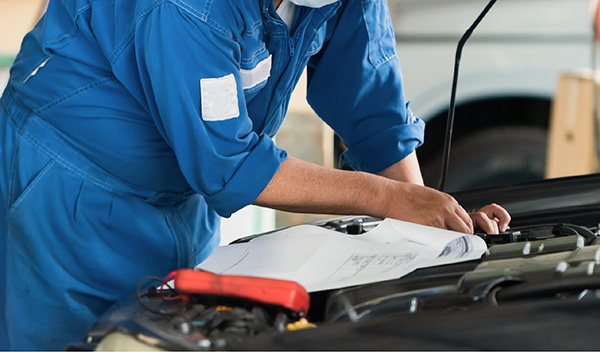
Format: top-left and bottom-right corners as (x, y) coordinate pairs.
(73, 174), (600, 350)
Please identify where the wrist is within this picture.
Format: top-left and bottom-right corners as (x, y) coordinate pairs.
(371, 177), (401, 220)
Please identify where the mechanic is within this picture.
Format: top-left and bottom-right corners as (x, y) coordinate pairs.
(0, 0), (510, 349)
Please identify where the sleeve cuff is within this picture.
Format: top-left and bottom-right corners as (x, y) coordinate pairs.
(340, 117), (425, 173)
(204, 136), (288, 218)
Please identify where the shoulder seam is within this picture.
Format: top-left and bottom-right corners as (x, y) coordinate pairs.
(109, 0), (234, 64)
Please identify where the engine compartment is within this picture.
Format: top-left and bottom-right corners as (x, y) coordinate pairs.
(72, 174), (600, 351)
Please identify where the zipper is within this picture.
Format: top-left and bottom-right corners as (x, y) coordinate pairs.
(262, 3), (339, 134)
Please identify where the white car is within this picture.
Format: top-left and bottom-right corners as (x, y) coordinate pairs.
(387, 0), (593, 191)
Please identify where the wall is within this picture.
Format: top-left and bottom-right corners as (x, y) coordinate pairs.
(0, 0), (45, 55)
(0, 0), (47, 88)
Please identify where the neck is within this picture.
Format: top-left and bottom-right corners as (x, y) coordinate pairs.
(274, 0), (283, 9)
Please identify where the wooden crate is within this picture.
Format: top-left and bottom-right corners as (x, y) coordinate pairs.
(546, 71), (600, 178)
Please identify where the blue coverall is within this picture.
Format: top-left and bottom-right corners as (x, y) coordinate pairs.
(0, 0), (424, 349)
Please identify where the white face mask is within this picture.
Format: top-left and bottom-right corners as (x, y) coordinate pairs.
(286, 0), (337, 8)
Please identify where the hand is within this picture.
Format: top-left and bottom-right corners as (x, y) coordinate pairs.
(469, 203), (511, 234)
(384, 183), (474, 234)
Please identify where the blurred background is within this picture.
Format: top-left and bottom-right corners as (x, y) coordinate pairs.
(0, 0), (597, 244)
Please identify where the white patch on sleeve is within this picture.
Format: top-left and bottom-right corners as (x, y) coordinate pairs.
(240, 55), (272, 90)
(200, 73), (240, 121)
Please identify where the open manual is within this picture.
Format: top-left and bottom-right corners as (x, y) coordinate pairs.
(196, 218), (487, 292)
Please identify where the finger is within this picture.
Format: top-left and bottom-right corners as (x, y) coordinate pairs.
(445, 215), (472, 234)
(455, 206), (474, 234)
(470, 212), (499, 234)
(479, 203), (511, 232)
(446, 208), (473, 234)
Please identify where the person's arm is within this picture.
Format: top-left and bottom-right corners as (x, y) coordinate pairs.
(125, 3), (289, 218)
(254, 156), (474, 234)
(274, 1), (508, 234)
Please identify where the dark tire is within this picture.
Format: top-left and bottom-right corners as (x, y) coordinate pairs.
(421, 126), (548, 192)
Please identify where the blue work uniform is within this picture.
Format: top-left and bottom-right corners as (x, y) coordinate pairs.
(0, 0), (424, 349)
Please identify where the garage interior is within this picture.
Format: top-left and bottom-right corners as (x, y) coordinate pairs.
(2, 0), (600, 350)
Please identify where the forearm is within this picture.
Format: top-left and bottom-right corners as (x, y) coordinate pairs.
(254, 156), (394, 218)
(377, 151), (424, 186)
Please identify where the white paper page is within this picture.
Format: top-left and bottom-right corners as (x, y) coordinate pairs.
(365, 219), (487, 266)
(197, 219), (487, 292)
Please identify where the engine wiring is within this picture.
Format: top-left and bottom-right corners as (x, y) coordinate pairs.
(135, 275), (184, 316)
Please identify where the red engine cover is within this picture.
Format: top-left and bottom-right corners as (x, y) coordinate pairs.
(173, 269), (310, 317)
